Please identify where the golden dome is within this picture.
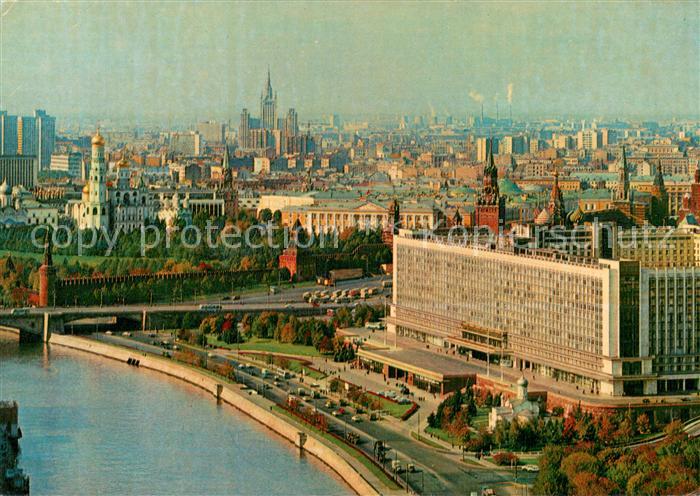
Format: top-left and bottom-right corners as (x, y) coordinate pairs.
(82, 184), (90, 194)
(117, 155), (130, 168)
(91, 130), (105, 146)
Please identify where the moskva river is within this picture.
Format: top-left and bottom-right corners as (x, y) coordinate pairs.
(0, 335), (349, 495)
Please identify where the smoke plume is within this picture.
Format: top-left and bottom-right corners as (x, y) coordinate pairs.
(468, 90), (484, 104)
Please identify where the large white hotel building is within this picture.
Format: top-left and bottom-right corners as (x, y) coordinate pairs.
(388, 230), (700, 397)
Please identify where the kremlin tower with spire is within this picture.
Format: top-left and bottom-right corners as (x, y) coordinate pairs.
(473, 138), (505, 234)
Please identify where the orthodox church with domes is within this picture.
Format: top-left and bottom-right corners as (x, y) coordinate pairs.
(0, 179), (59, 227)
(67, 130), (189, 233)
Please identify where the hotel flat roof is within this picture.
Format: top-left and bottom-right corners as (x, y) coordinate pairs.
(358, 346), (472, 382)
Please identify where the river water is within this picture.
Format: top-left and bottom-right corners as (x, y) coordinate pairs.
(0, 335), (350, 495)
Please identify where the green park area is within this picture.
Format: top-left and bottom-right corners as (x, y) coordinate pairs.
(370, 394), (414, 418)
(424, 406), (490, 445)
(515, 454), (540, 466)
(280, 357), (327, 380)
(425, 426), (462, 445)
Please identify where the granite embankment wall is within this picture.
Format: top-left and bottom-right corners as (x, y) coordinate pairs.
(50, 334), (379, 496)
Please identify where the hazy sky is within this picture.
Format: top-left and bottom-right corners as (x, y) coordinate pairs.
(1, 1), (698, 124)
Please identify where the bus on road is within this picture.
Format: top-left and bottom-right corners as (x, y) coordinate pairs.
(199, 304), (222, 312)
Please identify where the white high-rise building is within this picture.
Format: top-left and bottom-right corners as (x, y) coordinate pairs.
(34, 109), (56, 170)
(388, 230), (700, 397)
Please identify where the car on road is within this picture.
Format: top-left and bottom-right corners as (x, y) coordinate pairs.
(351, 414), (362, 422)
(332, 408), (345, 416)
(325, 400), (335, 408)
(105, 331), (113, 335)
(207, 352), (214, 358)
(522, 465), (540, 472)
(122, 332), (132, 337)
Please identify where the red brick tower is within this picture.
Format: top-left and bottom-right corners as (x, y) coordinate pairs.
(679, 168), (700, 222)
(38, 231), (56, 307)
(474, 138), (505, 234)
(691, 168), (700, 217)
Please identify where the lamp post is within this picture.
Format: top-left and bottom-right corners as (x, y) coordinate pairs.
(383, 296), (388, 346)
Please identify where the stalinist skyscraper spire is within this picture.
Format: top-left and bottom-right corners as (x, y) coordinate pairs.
(260, 67), (277, 130)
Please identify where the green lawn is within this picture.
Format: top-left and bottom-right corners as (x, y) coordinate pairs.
(273, 406), (401, 491)
(282, 358), (327, 380)
(485, 454), (541, 467)
(472, 407), (490, 428)
(370, 394), (413, 418)
(220, 344), (327, 380)
(207, 335), (322, 358)
(425, 426), (463, 446)
(516, 455), (540, 466)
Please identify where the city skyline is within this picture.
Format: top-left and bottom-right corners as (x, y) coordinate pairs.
(1, 1), (699, 123)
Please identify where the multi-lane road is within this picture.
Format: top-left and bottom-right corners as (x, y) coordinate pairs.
(0, 276), (391, 318)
